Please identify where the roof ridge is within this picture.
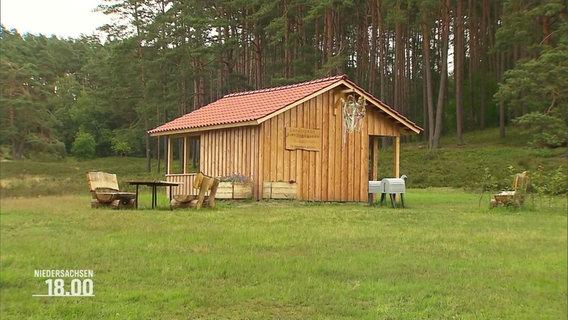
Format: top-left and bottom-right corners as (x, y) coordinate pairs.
(225, 74), (346, 98)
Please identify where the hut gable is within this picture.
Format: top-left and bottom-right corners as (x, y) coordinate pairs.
(148, 75), (421, 136)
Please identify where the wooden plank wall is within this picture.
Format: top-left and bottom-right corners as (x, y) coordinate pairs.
(189, 90), (403, 202)
(258, 88), (381, 202)
(166, 173), (198, 197)
(366, 108), (401, 137)
(199, 126), (261, 197)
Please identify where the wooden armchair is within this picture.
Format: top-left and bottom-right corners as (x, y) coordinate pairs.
(170, 173), (220, 210)
(86, 172), (136, 209)
(490, 171), (529, 208)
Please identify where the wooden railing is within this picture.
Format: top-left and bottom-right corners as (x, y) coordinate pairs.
(165, 173), (199, 197)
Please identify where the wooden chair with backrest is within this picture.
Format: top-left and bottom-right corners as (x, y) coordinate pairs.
(491, 171), (529, 208)
(86, 171), (136, 209)
(170, 172), (219, 210)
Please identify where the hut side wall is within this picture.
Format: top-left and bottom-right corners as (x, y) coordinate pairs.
(195, 91), (405, 202)
(258, 89), (383, 202)
(199, 126), (261, 197)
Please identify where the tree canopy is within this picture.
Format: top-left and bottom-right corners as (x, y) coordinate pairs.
(1, 0), (566, 160)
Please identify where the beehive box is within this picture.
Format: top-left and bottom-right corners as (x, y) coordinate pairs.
(368, 181), (383, 194)
(381, 178), (406, 194)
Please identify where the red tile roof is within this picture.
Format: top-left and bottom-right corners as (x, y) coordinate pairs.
(149, 75), (346, 135)
(148, 75), (422, 135)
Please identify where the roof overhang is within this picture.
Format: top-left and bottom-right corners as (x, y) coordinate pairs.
(148, 76), (422, 137)
(149, 120), (259, 137)
(255, 81), (346, 125)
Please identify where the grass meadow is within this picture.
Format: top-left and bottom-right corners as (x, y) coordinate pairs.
(1, 189), (566, 319)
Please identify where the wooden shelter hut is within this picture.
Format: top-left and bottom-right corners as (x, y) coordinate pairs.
(148, 75), (422, 202)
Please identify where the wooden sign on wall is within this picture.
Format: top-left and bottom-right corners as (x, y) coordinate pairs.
(285, 127), (321, 151)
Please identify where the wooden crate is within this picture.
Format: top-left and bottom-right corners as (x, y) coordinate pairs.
(215, 182), (253, 199)
(262, 182), (297, 199)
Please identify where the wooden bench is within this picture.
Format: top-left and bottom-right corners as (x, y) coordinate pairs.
(86, 172), (136, 209)
(170, 172), (220, 210)
(490, 171), (529, 208)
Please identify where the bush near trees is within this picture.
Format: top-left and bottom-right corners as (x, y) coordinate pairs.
(111, 137), (132, 156)
(0, 0), (566, 161)
(71, 131), (96, 161)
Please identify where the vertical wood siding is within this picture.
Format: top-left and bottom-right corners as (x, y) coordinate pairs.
(199, 126), (261, 198)
(188, 89), (403, 202)
(366, 108), (401, 136)
(166, 173), (198, 196)
(256, 88), (400, 202)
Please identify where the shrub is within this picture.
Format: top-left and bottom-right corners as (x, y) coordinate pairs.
(530, 165), (568, 196)
(513, 112), (568, 148)
(71, 131), (96, 161)
(111, 137), (132, 156)
(549, 165), (568, 195)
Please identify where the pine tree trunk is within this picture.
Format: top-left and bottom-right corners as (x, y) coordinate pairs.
(499, 52), (506, 139)
(422, 23), (434, 148)
(433, 0), (450, 148)
(284, 0), (291, 78)
(377, 0), (386, 101)
(455, 0), (465, 145)
(468, 0), (477, 129)
(393, 0), (405, 111)
(325, 8), (333, 70)
(133, 3), (150, 172)
(369, 0), (378, 94)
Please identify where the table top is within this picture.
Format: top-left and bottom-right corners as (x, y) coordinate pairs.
(96, 191), (136, 195)
(128, 180), (181, 187)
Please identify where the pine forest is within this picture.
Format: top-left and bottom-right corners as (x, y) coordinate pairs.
(1, 0), (566, 161)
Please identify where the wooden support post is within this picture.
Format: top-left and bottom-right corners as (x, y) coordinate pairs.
(371, 136), (379, 203)
(183, 136), (189, 174)
(167, 136), (173, 175)
(393, 135), (401, 205)
(394, 136), (400, 179)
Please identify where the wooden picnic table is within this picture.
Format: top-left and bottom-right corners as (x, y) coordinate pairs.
(128, 180), (181, 209)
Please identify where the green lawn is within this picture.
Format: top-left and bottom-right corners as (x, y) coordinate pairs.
(1, 190), (566, 319)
